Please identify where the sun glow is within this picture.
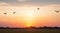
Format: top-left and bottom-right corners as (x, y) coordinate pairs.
(25, 11), (34, 17)
(27, 25), (31, 27)
(24, 10), (35, 27)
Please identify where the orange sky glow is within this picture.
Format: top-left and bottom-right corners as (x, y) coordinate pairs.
(0, 3), (60, 27)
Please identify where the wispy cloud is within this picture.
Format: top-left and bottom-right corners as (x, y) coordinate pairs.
(0, 0), (60, 6)
(18, 0), (28, 2)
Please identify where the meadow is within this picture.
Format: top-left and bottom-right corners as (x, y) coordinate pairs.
(0, 29), (60, 33)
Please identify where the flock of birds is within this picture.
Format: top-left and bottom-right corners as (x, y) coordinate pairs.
(3, 8), (60, 15)
(4, 12), (16, 15)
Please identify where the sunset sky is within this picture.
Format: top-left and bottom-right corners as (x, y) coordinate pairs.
(0, 0), (60, 27)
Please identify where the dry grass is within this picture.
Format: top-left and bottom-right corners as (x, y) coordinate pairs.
(0, 29), (60, 33)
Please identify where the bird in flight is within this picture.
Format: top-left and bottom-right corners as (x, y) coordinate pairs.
(55, 10), (60, 13)
(4, 13), (7, 15)
(37, 8), (40, 10)
(13, 12), (16, 14)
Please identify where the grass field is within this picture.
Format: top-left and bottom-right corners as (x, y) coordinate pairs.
(0, 29), (60, 33)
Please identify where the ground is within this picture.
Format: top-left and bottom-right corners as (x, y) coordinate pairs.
(0, 29), (60, 33)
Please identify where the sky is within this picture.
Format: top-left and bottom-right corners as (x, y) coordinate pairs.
(0, 0), (60, 27)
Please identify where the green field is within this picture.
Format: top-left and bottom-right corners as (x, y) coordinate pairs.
(0, 29), (60, 33)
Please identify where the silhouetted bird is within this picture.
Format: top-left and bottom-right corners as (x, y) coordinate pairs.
(55, 10), (60, 13)
(4, 13), (7, 15)
(13, 12), (16, 14)
(37, 8), (40, 10)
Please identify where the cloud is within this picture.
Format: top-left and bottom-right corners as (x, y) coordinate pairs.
(0, 0), (18, 3)
(0, 0), (60, 6)
(0, 2), (9, 6)
(0, 0), (60, 4)
(18, 0), (28, 2)
(25, 0), (60, 5)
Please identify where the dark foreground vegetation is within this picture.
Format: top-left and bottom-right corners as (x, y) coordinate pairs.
(0, 26), (60, 33)
(0, 26), (60, 29)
